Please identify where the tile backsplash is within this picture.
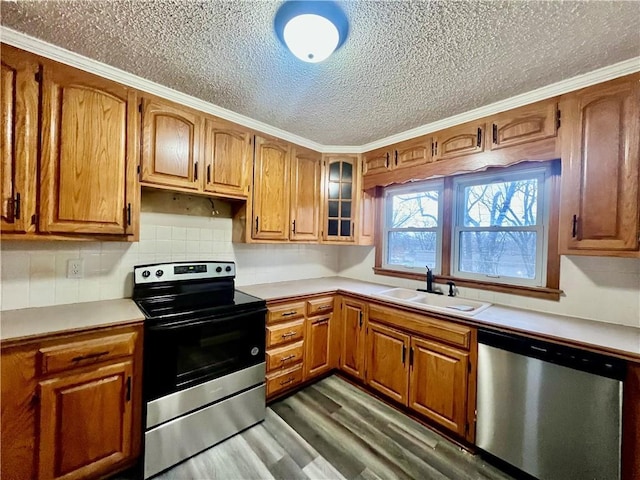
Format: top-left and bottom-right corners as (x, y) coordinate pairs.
(0, 211), (340, 311)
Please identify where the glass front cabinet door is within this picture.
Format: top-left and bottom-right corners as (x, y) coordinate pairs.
(323, 155), (358, 242)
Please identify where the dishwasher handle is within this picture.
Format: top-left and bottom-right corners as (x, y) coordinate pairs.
(478, 328), (626, 381)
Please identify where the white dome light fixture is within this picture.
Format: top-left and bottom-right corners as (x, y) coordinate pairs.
(275, 1), (349, 63)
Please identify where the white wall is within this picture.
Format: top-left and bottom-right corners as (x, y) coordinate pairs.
(0, 210), (340, 311)
(338, 246), (640, 328)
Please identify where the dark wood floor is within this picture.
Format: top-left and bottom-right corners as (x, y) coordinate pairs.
(145, 375), (514, 479)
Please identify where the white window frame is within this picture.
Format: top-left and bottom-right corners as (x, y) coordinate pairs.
(451, 165), (552, 287)
(382, 179), (444, 274)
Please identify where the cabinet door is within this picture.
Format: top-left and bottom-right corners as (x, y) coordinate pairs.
(394, 136), (431, 169)
(39, 63), (138, 234)
(409, 337), (469, 436)
(339, 298), (366, 379)
(365, 322), (409, 405)
(253, 136), (290, 240)
(357, 188), (376, 245)
(559, 75), (640, 253)
(488, 100), (557, 151)
(141, 98), (203, 191)
(362, 148), (391, 176)
(1, 46), (38, 234)
(38, 361), (134, 480)
(290, 147), (321, 241)
(323, 155), (358, 242)
(203, 118), (251, 198)
(305, 315), (331, 380)
(432, 122), (485, 161)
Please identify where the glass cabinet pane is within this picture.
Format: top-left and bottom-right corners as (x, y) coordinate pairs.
(325, 159), (356, 240)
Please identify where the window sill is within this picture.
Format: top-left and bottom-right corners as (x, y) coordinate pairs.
(372, 267), (563, 301)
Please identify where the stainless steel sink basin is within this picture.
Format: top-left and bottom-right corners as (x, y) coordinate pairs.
(374, 288), (491, 317)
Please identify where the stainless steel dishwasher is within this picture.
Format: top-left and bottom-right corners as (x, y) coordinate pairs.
(476, 329), (626, 480)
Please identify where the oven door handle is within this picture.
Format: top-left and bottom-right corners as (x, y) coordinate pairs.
(147, 309), (267, 331)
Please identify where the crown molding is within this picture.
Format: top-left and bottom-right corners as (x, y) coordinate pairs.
(2, 27), (639, 154)
(0, 27), (326, 152)
(359, 56), (640, 152)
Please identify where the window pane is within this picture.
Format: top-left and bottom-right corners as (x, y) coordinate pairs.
(329, 162), (340, 181)
(340, 220), (351, 236)
(387, 231), (437, 268)
(391, 191), (439, 228)
(328, 182), (339, 199)
(342, 162), (352, 181)
(464, 179), (538, 227)
(341, 183), (352, 200)
(340, 201), (351, 218)
(458, 231), (537, 279)
(328, 219), (338, 236)
(328, 201), (338, 218)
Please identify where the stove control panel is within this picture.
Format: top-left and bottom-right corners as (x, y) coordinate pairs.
(133, 261), (236, 284)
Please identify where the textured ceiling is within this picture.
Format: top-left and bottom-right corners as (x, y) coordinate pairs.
(1, 0), (639, 146)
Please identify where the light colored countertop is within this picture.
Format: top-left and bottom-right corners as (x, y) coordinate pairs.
(239, 276), (640, 360)
(1, 299), (145, 343)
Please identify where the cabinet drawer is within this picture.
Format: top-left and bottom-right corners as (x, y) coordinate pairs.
(267, 301), (306, 324)
(266, 319), (305, 348)
(266, 364), (303, 397)
(37, 332), (137, 375)
(266, 341), (304, 372)
(307, 296), (334, 316)
(369, 304), (471, 350)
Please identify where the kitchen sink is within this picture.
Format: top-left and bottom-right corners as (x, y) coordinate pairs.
(374, 288), (491, 316)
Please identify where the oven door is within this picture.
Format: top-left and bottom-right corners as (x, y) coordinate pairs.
(144, 307), (266, 401)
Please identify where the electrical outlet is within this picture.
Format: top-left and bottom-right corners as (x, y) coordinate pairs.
(67, 259), (84, 279)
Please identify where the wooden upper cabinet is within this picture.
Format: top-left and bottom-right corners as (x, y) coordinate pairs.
(432, 121), (485, 161)
(339, 297), (366, 380)
(1, 46), (38, 234)
(38, 361), (134, 480)
(362, 147), (391, 176)
(323, 155), (358, 242)
(203, 118), (251, 198)
(39, 62), (138, 235)
(365, 322), (410, 405)
(141, 98), (203, 191)
(559, 75), (640, 254)
(290, 147), (321, 241)
(357, 188), (376, 245)
(488, 100), (558, 151)
(253, 135), (290, 240)
(409, 336), (469, 437)
(394, 136), (431, 169)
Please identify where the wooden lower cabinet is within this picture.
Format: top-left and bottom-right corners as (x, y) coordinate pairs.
(38, 361), (134, 480)
(365, 322), (409, 404)
(339, 298), (367, 380)
(305, 315), (331, 379)
(409, 337), (470, 437)
(0, 324), (142, 480)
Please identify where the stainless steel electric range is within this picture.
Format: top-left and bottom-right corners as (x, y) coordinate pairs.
(132, 261), (266, 479)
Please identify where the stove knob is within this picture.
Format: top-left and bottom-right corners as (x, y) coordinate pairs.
(155, 269), (164, 278)
(225, 266), (232, 272)
(216, 266), (222, 273)
(142, 270), (150, 278)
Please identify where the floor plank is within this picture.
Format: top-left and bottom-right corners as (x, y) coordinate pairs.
(127, 375), (516, 480)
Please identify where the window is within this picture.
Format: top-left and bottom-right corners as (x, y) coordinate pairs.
(452, 166), (551, 287)
(383, 180), (443, 273)
(377, 162), (559, 295)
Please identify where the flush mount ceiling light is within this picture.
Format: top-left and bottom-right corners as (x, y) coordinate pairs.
(274, 1), (349, 63)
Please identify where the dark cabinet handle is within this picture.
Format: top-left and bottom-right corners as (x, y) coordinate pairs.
(572, 215), (578, 238)
(385, 152), (389, 168)
(359, 311), (363, 328)
(280, 354), (296, 363)
(312, 318), (329, 325)
(126, 203), (131, 226)
(280, 377), (295, 386)
(255, 216), (259, 232)
(14, 193), (21, 220)
(394, 151), (398, 166)
(477, 128), (482, 147)
(292, 219), (296, 234)
(402, 344), (406, 364)
(434, 142), (438, 156)
(125, 376), (131, 402)
(409, 347), (414, 367)
(281, 331), (297, 338)
(492, 124), (498, 144)
(207, 165), (211, 184)
(281, 311), (298, 317)
(194, 162), (198, 181)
